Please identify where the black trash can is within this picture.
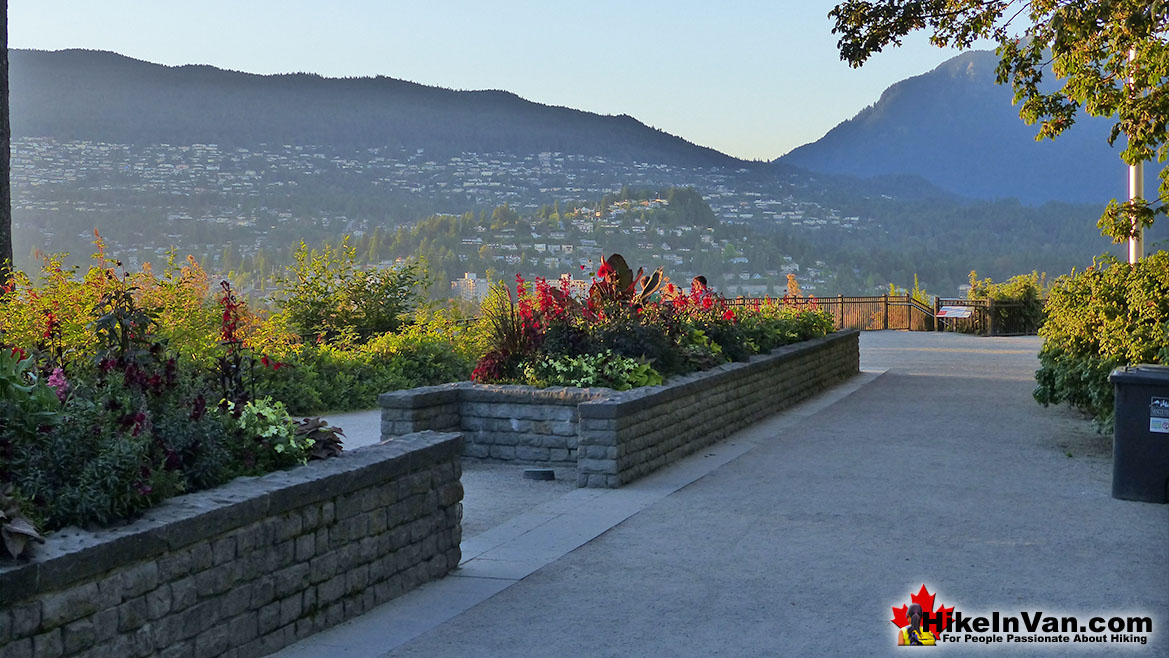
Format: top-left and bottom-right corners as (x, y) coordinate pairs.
(1109, 365), (1169, 503)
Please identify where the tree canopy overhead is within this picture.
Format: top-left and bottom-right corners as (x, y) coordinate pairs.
(829, 0), (1169, 244)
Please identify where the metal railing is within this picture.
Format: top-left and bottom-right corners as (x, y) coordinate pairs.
(933, 298), (1044, 336)
(730, 294), (936, 332)
(461, 293), (1042, 337)
(727, 294), (1042, 336)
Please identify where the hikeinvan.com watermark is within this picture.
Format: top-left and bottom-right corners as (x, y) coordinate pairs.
(891, 585), (1154, 647)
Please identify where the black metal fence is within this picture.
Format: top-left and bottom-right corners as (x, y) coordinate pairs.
(729, 294), (936, 332)
(933, 298), (1044, 336)
(726, 294), (1042, 336)
(465, 293), (1042, 337)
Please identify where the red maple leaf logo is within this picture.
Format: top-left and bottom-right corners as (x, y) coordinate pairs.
(891, 584), (955, 635)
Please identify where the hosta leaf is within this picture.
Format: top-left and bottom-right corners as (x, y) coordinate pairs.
(2, 518), (44, 558)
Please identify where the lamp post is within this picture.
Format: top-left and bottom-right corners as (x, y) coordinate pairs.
(1128, 47), (1144, 264)
(1129, 161), (1144, 263)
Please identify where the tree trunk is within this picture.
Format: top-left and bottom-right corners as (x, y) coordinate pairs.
(0, 0), (11, 279)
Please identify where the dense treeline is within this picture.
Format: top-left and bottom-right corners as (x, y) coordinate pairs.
(792, 177), (1135, 294)
(19, 181), (1135, 299)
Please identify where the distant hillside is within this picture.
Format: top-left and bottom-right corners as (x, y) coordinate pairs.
(9, 49), (742, 167)
(779, 51), (1145, 205)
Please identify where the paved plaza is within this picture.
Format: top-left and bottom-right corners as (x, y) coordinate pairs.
(279, 331), (1169, 657)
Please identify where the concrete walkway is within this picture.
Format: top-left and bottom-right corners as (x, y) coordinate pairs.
(276, 332), (1169, 657)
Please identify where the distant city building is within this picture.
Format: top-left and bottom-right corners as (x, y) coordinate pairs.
(557, 274), (590, 298)
(451, 272), (490, 303)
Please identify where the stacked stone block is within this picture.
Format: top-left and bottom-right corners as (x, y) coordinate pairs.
(378, 331), (859, 489)
(576, 331), (860, 487)
(0, 431), (463, 658)
(381, 384), (605, 465)
(458, 386), (598, 463)
(378, 384), (461, 437)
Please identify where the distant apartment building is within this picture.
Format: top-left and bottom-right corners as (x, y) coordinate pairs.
(556, 274), (590, 298)
(451, 273), (490, 303)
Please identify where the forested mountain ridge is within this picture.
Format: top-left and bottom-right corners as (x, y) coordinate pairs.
(14, 47), (1137, 206)
(779, 50), (1143, 205)
(9, 49), (741, 167)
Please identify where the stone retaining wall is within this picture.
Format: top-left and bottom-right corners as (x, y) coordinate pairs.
(381, 330), (859, 487)
(0, 431), (463, 658)
(577, 330), (859, 487)
(459, 387), (598, 464)
(382, 385), (608, 466)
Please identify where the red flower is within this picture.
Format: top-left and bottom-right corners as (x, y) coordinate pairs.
(130, 411), (148, 436)
(596, 260), (614, 279)
(43, 311), (58, 339)
(723, 308), (735, 321)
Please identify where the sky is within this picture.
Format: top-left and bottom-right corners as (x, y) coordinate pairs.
(9, 1), (995, 161)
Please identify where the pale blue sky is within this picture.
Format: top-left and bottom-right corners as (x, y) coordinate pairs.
(9, 1), (993, 161)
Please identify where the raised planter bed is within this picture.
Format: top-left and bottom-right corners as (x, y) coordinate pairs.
(0, 431), (463, 658)
(381, 329), (860, 487)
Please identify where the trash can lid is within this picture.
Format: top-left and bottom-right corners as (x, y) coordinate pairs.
(1109, 364), (1169, 385)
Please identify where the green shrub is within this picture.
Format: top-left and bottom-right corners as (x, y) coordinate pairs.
(151, 394), (233, 492)
(252, 313), (476, 416)
(726, 302), (834, 355)
(968, 270), (1048, 334)
(253, 343), (402, 415)
(1034, 252), (1169, 429)
(587, 317), (678, 372)
(522, 351), (663, 390)
(276, 238), (426, 342)
(0, 348), (63, 469)
(12, 384), (183, 530)
(0, 244), (224, 374)
(231, 398), (314, 470)
(362, 317), (476, 386)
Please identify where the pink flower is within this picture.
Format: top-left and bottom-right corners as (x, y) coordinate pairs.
(47, 367), (69, 402)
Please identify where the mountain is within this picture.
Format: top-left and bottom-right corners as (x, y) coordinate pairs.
(778, 51), (1145, 205)
(9, 49), (742, 167)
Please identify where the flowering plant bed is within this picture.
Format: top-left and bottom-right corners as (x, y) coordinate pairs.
(471, 253), (835, 390)
(0, 239), (453, 558)
(0, 265), (345, 559)
(0, 431), (463, 658)
(382, 330), (861, 486)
